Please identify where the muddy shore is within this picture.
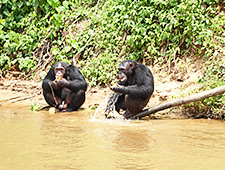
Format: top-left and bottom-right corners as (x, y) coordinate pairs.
(0, 64), (202, 119)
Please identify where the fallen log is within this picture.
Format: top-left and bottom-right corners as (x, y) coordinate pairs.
(128, 85), (225, 120)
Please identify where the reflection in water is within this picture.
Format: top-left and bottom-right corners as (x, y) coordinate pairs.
(1, 103), (225, 170)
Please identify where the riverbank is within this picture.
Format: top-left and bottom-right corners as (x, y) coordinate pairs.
(0, 58), (204, 119)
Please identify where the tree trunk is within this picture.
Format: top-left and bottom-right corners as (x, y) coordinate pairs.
(128, 85), (225, 120)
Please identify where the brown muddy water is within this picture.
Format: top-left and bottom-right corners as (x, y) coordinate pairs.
(1, 103), (225, 170)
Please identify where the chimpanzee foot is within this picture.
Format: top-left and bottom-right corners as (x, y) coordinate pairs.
(58, 107), (72, 112)
(65, 108), (73, 112)
(58, 101), (68, 111)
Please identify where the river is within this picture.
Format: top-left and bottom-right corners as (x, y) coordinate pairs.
(1, 103), (225, 170)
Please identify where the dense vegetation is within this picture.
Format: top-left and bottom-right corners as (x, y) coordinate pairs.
(0, 0), (225, 117)
(182, 55), (225, 119)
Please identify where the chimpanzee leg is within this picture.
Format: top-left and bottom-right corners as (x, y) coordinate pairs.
(44, 92), (62, 107)
(115, 94), (126, 113)
(125, 95), (150, 116)
(66, 90), (86, 111)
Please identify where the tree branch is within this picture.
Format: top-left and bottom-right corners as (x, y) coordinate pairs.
(128, 85), (225, 120)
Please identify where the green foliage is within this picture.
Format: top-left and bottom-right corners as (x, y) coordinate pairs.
(31, 102), (41, 111)
(199, 57), (225, 109)
(0, 0), (90, 72)
(84, 0), (225, 84)
(88, 0), (224, 84)
(81, 53), (120, 86)
(182, 56), (225, 119)
(0, 0), (225, 87)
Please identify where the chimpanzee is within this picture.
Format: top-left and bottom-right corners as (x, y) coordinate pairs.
(106, 59), (154, 118)
(42, 62), (87, 112)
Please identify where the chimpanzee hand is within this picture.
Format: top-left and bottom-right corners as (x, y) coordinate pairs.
(110, 84), (124, 93)
(56, 78), (69, 88)
(51, 81), (59, 90)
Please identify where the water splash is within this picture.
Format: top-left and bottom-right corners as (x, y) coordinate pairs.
(92, 91), (111, 119)
(105, 92), (122, 118)
(92, 91), (122, 119)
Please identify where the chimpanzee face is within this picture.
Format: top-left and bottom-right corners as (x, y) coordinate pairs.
(118, 60), (135, 82)
(54, 63), (66, 79)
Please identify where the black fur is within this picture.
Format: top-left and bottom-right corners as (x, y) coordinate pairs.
(110, 60), (154, 117)
(42, 62), (87, 111)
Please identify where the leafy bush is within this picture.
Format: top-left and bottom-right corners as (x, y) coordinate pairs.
(84, 0), (225, 84)
(182, 56), (225, 119)
(0, 0), (225, 87)
(0, 0), (91, 73)
(81, 53), (121, 86)
(94, 0), (225, 60)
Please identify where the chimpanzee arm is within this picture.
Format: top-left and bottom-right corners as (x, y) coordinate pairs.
(113, 84), (153, 99)
(42, 67), (56, 92)
(65, 65), (87, 92)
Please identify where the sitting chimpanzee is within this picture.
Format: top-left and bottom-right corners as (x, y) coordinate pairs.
(42, 62), (87, 112)
(106, 59), (154, 118)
